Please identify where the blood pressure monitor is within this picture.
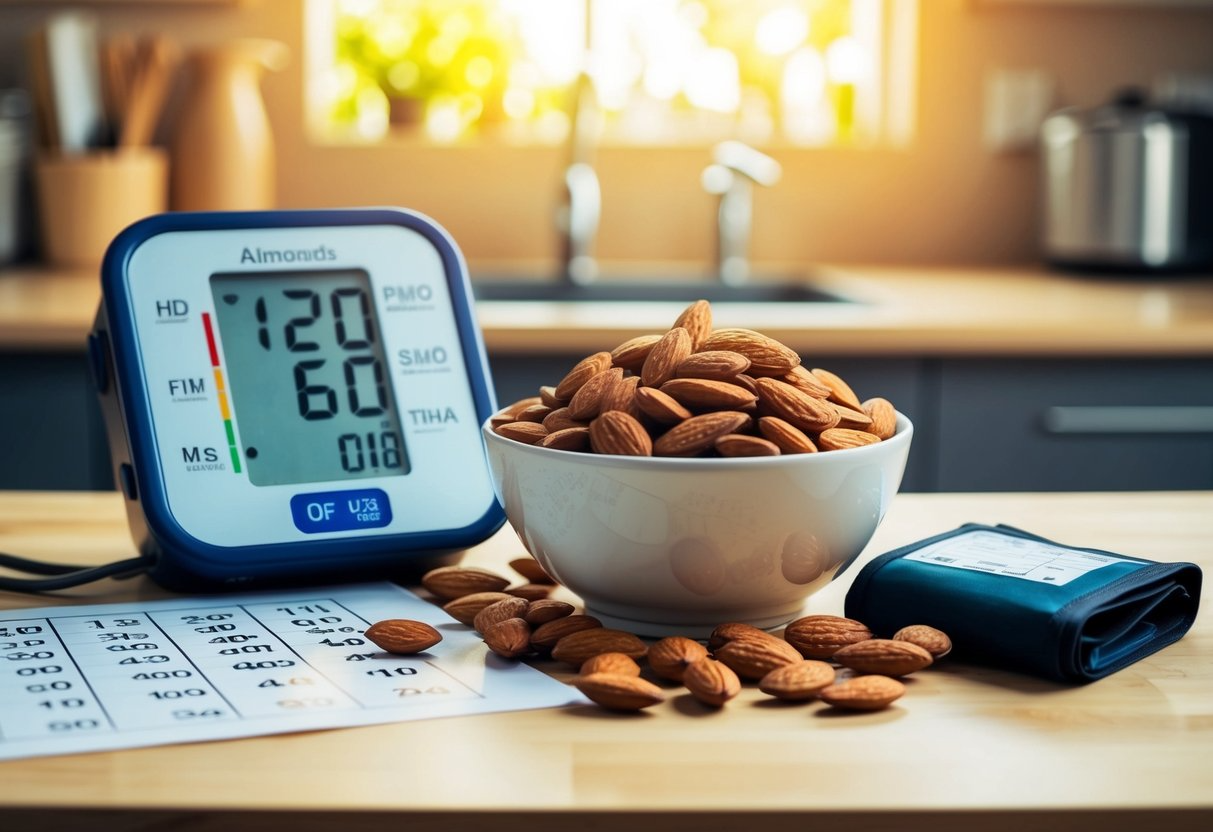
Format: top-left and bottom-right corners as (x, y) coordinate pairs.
(90, 208), (504, 590)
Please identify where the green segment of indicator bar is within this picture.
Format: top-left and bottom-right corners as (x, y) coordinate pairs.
(224, 420), (242, 474)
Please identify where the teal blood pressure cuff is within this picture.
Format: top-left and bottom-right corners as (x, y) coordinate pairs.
(843, 524), (1202, 684)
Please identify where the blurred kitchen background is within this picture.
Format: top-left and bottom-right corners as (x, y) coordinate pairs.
(0, 0), (1211, 494)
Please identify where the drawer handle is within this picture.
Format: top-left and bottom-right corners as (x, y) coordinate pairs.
(1042, 406), (1213, 435)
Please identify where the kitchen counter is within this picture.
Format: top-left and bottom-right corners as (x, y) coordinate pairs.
(0, 489), (1209, 832)
(2, 263), (1212, 356)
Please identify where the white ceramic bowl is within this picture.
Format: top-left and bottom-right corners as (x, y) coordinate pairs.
(482, 414), (913, 637)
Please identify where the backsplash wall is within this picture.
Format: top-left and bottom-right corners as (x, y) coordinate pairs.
(2, 0), (1211, 271)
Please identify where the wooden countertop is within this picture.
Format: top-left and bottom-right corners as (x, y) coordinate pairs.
(0, 490), (1210, 831)
(3, 264), (1212, 356)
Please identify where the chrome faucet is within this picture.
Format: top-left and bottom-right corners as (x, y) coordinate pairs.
(701, 141), (782, 285)
(556, 4), (601, 286)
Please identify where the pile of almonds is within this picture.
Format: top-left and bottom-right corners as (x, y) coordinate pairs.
(363, 561), (952, 714)
(490, 300), (897, 457)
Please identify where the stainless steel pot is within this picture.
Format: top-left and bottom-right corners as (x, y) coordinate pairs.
(1040, 89), (1213, 272)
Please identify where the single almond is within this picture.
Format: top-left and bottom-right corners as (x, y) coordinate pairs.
(510, 556), (556, 584)
(715, 433), (781, 457)
(530, 614), (602, 651)
(700, 328), (800, 375)
(817, 428), (882, 451)
(538, 385), (566, 409)
(365, 619), (442, 655)
(634, 386), (693, 424)
(754, 377), (841, 433)
(550, 628), (649, 666)
(641, 327), (693, 388)
(567, 367), (624, 420)
(539, 426), (591, 452)
(421, 566), (511, 600)
(819, 675), (906, 711)
(653, 411), (750, 456)
(483, 617), (532, 659)
(707, 621), (771, 652)
(673, 299), (713, 350)
(524, 598), (576, 626)
(610, 333), (662, 371)
(659, 378), (757, 411)
(500, 396), (541, 418)
(831, 403), (874, 431)
(515, 404), (552, 423)
(758, 660), (836, 701)
(783, 365), (832, 398)
(472, 596), (531, 635)
(489, 412), (516, 430)
(757, 416), (818, 454)
(674, 350), (750, 380)
(580, 651), (642, 677)
(599, 374), (642, 419)
(862, 397), (898, 440)
(571, 673), (665, 711)
(713, 634), (802, 680)
(783, 615), (873, 659)
(589, 411), (653, 456)
(505, 583), (551, 602)
(811, 367), (864, 411)
(441, 590), (516, 626)
(894, 624), (952, 659)
(833, 638), (934, 677)
(541, 407), (587, 433)
(494, 421), (549, 445)
(554, 351), (614, 400)
(682, 658), (742, 707)
(648, 636), (710, 682)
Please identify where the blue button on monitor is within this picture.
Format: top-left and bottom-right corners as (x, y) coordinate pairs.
(290, 488), (393, 534)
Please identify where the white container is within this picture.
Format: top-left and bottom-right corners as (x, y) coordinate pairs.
(482, 414), (913, 637)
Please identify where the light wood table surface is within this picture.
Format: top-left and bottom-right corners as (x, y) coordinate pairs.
(0, 490), (1209, 832)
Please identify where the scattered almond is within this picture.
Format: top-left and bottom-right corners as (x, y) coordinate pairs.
(550, 628), (649, 666)
(634, 386), (694, 424)
(818, 675), (905, 711)
(672, 299), (713, 350)
(707, 621), (771, 652)
(753, 377), (841, 433)
(783, 615), (873, 659)
(421, 566), (511, 600)
(660, 378), (757, 411)
(653, 411), (750, 456)
(538, 426), (591, 452)
(365, 619), (442, 655)
(862, 397), (898, 440)
(567, 367), (624, 420)
(648, 636), (710, 682)
(492, 421), (549, 445)
(833, 638), (934, 677)
(554, 351), (614, 400)
(529, 614), (602, 651)
(571, 673), (665, 711)
(441, 591), (515, 626)
(538, 385), (565, 409)
(757, 660), (836, 701)
(541, 407), (586, 433)
(713, 634), (802, 680)
(682, 658), (741, 707)
(700, 328), (800, 375)
(757, 416), (818, 454)
(580, 652), (642, 677)
(810, 367), (864, 411)
(509, 556), (555, 584)
(715, 433), (781, 457)
(472, 596), (530, 635)
(893, 624), (952, 659)
(505, 583), (551, 602)
(817, 428), (882, 451)
(523, 599), (576, 626)
(674, 350), (750, 380)
(483, 618), (532, 659)
(610, 333), (662, 371)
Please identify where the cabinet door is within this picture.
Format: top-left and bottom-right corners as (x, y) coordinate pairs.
(0, 354), (113, 490)
(937, 359), (1213, 491)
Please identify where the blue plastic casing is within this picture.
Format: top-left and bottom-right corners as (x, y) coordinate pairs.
(94, 208), (505, 590)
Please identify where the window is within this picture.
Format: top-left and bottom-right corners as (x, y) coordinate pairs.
(306, 0), (917, 146)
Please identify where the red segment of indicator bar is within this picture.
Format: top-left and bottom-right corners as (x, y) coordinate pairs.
(201, 312), (220, 367)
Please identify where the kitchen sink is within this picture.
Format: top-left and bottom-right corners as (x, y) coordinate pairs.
(470, 276), (858, 304)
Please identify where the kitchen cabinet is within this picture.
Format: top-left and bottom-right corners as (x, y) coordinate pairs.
(934, 358), (1213, 492)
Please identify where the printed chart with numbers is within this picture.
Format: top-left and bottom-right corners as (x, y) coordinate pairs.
(0, 582), (584, 761)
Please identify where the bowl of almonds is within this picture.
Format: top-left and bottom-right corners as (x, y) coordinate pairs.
(482, 300), (912, 637)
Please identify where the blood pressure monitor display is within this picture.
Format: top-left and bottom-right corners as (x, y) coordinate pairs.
(94, 209), (503, 591)
(209, 270), (409, 487)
